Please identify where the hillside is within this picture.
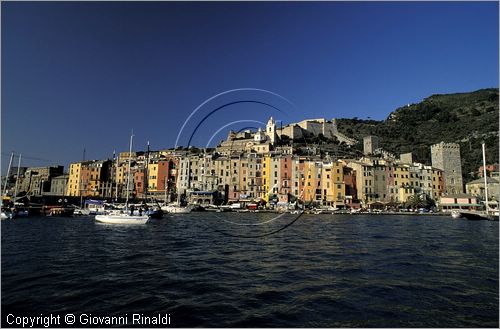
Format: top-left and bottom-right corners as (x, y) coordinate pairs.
(336, 88), (499, 183)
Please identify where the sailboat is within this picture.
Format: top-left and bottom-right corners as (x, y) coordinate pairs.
(161, 156), (193, 214)
(95, 133), (149, 224)
(455, 143), (497, 221)
(1, 152), (16, 220)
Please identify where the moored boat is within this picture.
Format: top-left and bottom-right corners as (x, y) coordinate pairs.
(163, 204), (193, 214)
(145, 206), (164, 218)
(95, 212), (149, 224)
(460, 211), (496, 221)
(44, 206), (75, 217)
(95, 133), (149, 225)
(1, 210), (14, 220)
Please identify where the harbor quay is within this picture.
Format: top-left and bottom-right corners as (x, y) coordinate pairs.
(1, 117), (498, 215)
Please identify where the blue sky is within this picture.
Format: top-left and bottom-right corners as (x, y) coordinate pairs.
(2, 1), (498, 173)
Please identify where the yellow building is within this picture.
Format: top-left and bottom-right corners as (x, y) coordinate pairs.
(320, 161), (346, 207)
(262, 154), (272, 202)
(148, 161), (159, 191)
(394, 164), (410, 188)
(116, 163), (127, 186)
(65, 160), (111, 197)
(431, 168), (445, 200)
(87, 163), (101, 197)
(67, 163), (82, 196)
(303, 160), (319, 203)
(332, 160), (345, 206)
(346, 160), (374, 205)
(320, 163), (334, 205)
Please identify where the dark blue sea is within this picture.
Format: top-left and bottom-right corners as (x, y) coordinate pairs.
(2, 213), (498, 327)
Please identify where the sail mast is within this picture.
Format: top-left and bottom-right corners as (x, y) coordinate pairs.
(14, 154), (22, 201)
(144, 141), (150, 202)
(164, 164), (168, 204)
(482, 143), (489, 215)
(2, 152), (14, 197)
(125, 133), (134, 209)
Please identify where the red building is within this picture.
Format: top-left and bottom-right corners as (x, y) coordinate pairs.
(343, 166), (359, 208)
(479, 164), (499, 177)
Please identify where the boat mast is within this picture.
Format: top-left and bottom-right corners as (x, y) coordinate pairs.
(184, 156), (191, 206)
(164, 165), (168, 204)
(144, 141), (150, 202)
(125, 133), (134, 209)
(114, 150), (119, 202)
(13, 154), (22, 202)
(2, 152), (14, 197)
(482, 143), (489, 215)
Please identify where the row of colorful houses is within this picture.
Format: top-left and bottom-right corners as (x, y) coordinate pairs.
(59, 149), (449, 209)
(3, 134), (498, 210)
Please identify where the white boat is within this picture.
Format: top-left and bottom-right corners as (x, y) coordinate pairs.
(95, 133), (149, 225)
(230, 203), (242, 209)
(217, 205), (232, 212)
(163, 204), (193, 214)
(73, 207), (90, 216)
(451, 210), (462, 219)
(95, 211), (148, 224)
(314, 206), (339, 214)
(85, 199), (106, 215)
(1, 211), (13, 220)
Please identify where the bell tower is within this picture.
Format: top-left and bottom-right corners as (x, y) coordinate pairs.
(266, 116), (277, 145)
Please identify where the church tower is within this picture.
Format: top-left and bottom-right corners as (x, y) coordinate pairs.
(266, 116), (277, 145)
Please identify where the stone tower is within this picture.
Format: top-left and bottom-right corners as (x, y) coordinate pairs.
(266, 116), (277, 145)
(400, 152), (414, 164)
(431, 142), (463, 194)
(363, 136), (379, 155)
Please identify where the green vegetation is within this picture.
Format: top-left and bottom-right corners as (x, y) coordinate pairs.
(336, 88), (499, 183)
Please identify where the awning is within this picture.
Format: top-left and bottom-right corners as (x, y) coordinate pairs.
(441, 203), (482, 207)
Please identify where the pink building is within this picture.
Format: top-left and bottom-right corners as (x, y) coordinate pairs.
(440, 194), (481, 211)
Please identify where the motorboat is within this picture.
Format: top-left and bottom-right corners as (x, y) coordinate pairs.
(313, 206), (339, 214)
(85, 199), (106, 215)
(44, 206), (75, 217)
(1, 210), (13, 220)
(163, 204), (193, 214)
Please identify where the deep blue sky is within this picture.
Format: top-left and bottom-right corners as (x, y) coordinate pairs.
(2, 1), (498, 173)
